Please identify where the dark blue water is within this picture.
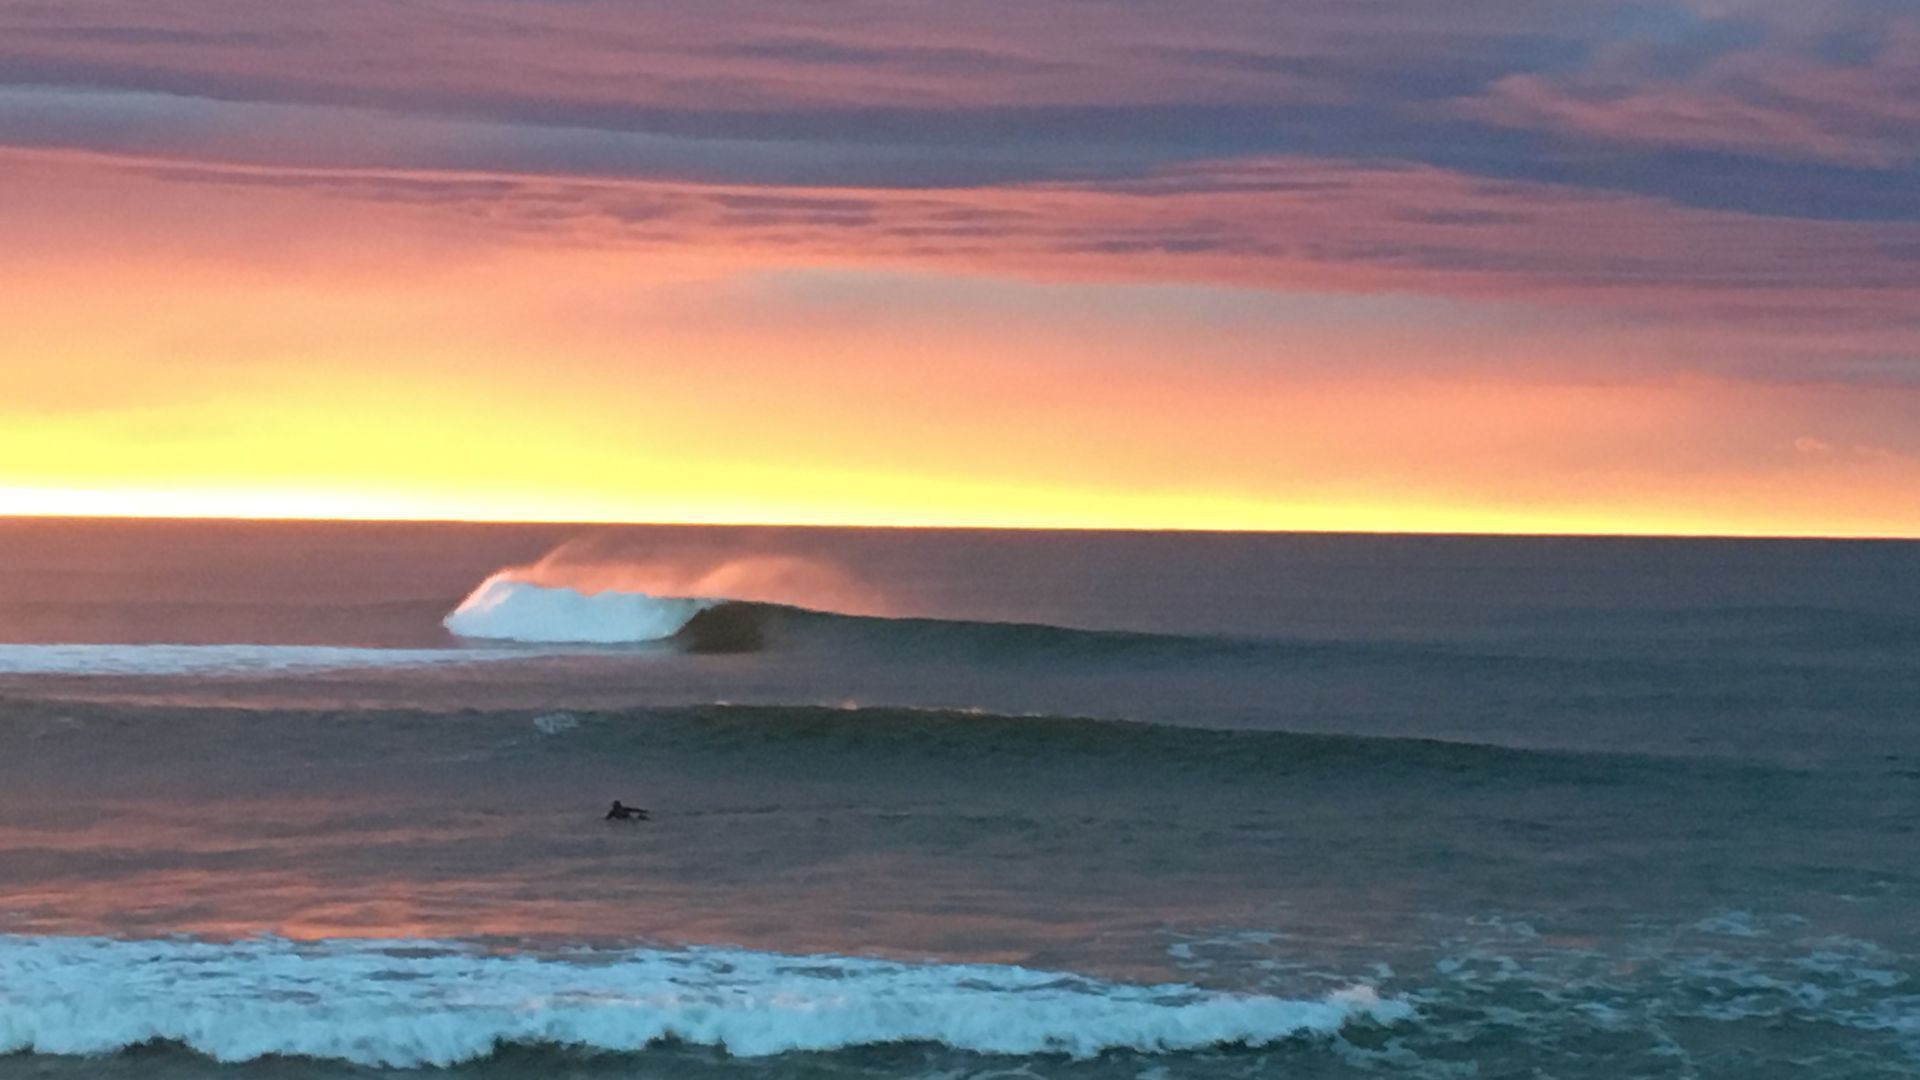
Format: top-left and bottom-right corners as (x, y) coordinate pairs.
(1, 520), (1917, 1077)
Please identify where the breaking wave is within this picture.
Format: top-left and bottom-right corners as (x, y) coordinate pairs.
(0, 935), (1408, 1067)
(441, 577), (1270, 660)
(441, 543), (886, 649)
(443, 577), (716, 645)
(439, 544), (1274, 658)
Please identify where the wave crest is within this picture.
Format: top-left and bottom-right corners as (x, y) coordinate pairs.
(443, 542), (886, 647)
(443, 576), (716, 644)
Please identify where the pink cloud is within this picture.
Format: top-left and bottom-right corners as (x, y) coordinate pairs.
(47, 147), (1912, 343)
(0, 0), (1478, 114)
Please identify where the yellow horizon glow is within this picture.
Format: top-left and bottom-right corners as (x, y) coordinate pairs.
(3, 484), (1915, 541)
(6, 150), (1920, 544)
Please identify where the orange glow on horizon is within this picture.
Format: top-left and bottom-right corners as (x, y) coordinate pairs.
(5, 150), (1919, 543)
(4, 478), (1917, 542)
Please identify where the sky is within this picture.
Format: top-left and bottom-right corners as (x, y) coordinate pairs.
(2, 0), (1918, 536)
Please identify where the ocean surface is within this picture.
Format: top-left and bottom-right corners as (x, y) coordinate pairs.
(1, 518), (1917, 1078)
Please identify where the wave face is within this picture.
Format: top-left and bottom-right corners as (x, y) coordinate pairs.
(442, 578), (1264, 663)
(443, 577), (716, 645)
(0, 935), (1405, 1068)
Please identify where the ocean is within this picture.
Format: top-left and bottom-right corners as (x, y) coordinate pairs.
(1, 518), (1917, 1077)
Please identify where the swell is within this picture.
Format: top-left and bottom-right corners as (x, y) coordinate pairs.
(673, 600), (1274, 661)
(543, 703), (1737, 786)
(1596, 604), (1920, 651)
(1, 697), (1753, 788)
(676, 603), (1663, 682)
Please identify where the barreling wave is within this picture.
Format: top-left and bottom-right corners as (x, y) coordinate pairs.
(441, 579), (1704, 676)
(443, 579), (1270, 660)
(0, 935), (1408, 1068)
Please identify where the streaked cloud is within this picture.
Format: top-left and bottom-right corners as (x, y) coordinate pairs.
(2, 0), (1918, 534)
(1465, 3), (1920, 168)
(15, 144), (1911, 361)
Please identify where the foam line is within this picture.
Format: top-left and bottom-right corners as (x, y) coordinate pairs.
(0, 935), (1409, 1066)
(0, 643), (548, 676)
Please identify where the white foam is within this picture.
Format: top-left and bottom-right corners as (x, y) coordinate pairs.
(444, 577), (714, 644)
(0, 935), (1409, 1066)
(0, 643), (550, 677)
(532, 710), (583, 735)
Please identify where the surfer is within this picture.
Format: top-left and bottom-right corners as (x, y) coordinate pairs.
(605, 800), (650, 821)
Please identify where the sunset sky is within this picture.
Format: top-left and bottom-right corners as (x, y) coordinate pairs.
(3, 1), (1919, 536)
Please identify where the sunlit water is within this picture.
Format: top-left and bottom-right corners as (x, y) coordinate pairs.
(1, 520), (1917, 1077)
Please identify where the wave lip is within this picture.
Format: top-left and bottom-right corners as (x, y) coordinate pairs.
(443, 577), (716, 645)
(0, 935), (1409, 1067)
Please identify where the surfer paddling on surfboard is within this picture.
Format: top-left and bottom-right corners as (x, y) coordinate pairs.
(605, 800), (650, 821)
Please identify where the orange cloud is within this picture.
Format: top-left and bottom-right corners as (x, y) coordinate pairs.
(3, 153), (1918, 538)
(14, 146), (1915, 348)
(3, 45), (1919, 542)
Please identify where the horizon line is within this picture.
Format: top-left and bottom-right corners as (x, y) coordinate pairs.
(0, 511), (1912, 544)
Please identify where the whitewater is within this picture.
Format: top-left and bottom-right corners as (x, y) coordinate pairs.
(2, 520), (1919, 1078)
(443, 576), (718, 645)
(0, 936), (1405, 1066)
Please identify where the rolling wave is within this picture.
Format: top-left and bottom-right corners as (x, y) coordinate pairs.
(529, 703), (1696, 784)
(0, 935), (1407, 1067)
(442, 579), (1270, 660)
(439, 581), (1725, 673)
(0, 697), (1709, 788)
